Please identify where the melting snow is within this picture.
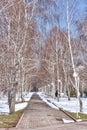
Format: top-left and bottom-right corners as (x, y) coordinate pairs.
(0, 92), (87, 115)
(62, 118), (75, 123)
(0, 92), (34, 114)
(37, 92), (87, 114)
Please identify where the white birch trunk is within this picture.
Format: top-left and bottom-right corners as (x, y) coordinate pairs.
(66, 0), (83, 112)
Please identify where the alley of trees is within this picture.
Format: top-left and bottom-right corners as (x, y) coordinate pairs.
(0, 0), (87, 113)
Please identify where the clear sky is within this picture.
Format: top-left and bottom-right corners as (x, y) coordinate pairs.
(77, 0), (86, 20)
(56, 0), (86, 37)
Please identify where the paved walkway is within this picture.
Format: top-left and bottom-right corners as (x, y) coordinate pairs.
(16, 94), (74, 129)
(1, 94), (87, 130)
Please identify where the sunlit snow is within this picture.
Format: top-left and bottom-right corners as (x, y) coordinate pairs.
(0, 92), (34, 114)
(37, 92), (87, 114)
(0, 92), (87, 115)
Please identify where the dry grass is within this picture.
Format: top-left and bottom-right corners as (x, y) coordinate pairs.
(67, 111), (87, 120)
(0, 110), (24, 128)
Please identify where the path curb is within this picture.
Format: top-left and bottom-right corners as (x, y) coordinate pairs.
(16, 112), (24, 128)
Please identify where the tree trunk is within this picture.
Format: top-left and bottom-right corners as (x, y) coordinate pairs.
(77, 92), (83, 112)
(79, 98), (83, 112)
(8, 86), (16, 114)
(67, 86), (70, 100)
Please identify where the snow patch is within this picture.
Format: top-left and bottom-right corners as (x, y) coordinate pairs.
(0, 92), (34, 114)
(15, 102), (28, 111)
(63, 118), (75, 123)
(37, 92), (87, 114)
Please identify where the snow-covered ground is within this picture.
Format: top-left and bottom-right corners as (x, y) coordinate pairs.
(0, 92), (87, 115)
(0, 92), (34, 114)
(37, 92), (87, 114)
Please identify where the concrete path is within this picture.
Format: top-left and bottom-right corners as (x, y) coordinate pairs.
(1, 94), (87, 130)
(16, 94), (74, 129)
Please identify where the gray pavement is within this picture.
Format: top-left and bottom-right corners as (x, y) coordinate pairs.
(16, 94), (73, 129)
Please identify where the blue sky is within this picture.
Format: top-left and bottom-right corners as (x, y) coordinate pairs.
(77, 0), (86, 19)
(78, 0), (86, 11)
(35, 0), (86, 38)
(57, 0), (86, 37)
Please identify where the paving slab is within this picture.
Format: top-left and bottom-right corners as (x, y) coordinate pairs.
(3, 122), (87, 130)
